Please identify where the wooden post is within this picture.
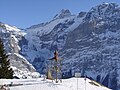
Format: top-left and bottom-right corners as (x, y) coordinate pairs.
(48, 50), (63, 83)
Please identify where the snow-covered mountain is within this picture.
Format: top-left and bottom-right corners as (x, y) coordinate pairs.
(21, 9), (85, 73)
(19, 3), (120, 90)
(1, 2), (120, 90)
(0, 22), (40, 79)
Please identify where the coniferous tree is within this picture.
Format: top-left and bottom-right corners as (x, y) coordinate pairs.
(0, 39), (13, 79)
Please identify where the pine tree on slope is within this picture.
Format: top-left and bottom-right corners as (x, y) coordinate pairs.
(0, 39), (13, 79)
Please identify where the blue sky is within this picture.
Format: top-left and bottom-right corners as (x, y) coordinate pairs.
(0, 0), (120, 28)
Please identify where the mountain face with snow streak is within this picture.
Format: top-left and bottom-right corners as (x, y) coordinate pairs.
(0, 22), (40, 79)
(21, 9), (83, 74)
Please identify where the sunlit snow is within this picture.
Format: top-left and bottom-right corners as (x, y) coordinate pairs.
(0, 78), (111, 90)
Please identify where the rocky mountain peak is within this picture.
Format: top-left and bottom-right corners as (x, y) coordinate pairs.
(54, 9), (71, 19)
(84, 2), (120, 21)
(0, 22), (6, 29)
(90, 2), (119, 13)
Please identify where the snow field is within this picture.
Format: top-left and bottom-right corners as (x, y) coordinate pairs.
(0, 78), (111, 90)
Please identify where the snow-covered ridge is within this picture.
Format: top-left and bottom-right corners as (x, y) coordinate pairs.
(0, 22), (26, 36)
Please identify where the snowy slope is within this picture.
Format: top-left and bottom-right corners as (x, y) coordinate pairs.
(0, 78), (110, 90)
(0, 22), (40, 78)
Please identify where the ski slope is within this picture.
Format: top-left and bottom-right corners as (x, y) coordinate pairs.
(0, 78), (111, 90)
